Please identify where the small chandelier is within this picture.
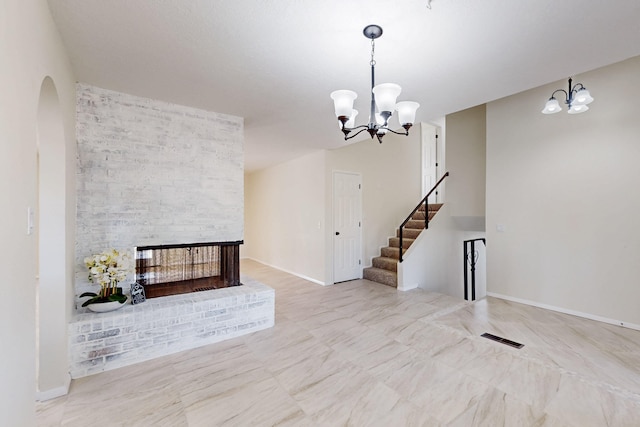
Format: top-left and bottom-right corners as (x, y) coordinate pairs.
(541, 77), (594, 115)
(330, 24), (420, 143)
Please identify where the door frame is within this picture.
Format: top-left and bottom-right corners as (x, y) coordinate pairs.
(421, 122), (444, 202)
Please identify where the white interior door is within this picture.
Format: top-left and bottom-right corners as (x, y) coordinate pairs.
(421, 122), (439, 203)
(333, 171), (362, 283)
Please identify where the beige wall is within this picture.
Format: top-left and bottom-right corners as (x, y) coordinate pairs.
(0, 0), (76, 424)
(244, 150), (327, 283)
(325, 130), (423, 284)
(401, 111), (486, 296)
(401, 205), (485, 297)
(445, 105), (486, 229)
(486, 55), (640, 326)
(244, 128), (422, 285)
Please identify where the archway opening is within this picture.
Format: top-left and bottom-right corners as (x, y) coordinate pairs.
(36, 77), (69, 399)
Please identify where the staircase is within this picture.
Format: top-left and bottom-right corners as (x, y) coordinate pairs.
(363, 203), (443, 287)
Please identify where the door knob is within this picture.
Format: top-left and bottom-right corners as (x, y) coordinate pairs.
(335, 232), (340, 235)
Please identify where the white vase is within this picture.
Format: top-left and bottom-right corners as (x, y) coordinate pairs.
(87, 297), (128, 313)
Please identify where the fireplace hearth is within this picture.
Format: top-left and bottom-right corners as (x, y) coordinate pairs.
(136, 241), (242, 299)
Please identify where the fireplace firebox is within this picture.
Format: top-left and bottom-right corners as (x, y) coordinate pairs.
(135, 241), (242, 299)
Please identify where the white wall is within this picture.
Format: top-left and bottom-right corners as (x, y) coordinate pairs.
(0, 0), (76, 424)
(244, 150), (326, 284)
(486, 55), (640, 326)
(400, 206), (456, 293)
(75, 84), (244, 291)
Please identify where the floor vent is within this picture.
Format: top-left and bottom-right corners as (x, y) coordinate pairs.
(481, 333), (524, 349)
(194, 287), (215, 292)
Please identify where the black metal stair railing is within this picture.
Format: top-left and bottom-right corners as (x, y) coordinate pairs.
(398, 172), (449, 262)
(464, 238), (486, 301)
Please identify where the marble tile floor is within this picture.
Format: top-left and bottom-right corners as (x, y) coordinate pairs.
(36, 259), (640, 426)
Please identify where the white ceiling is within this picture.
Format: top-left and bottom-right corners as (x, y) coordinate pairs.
(47, 0), (640, 172)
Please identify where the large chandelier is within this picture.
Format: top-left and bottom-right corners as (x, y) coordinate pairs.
(541, 77), (594, 114)
(330, 24), (420, 143)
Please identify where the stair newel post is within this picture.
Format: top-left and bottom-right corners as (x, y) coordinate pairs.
(425, 201), (429, 230)
(463, 242), (469, 300)
(399, 226), (404, 263)
(463, 238), (485, 301)
(471, 239), (476, 300)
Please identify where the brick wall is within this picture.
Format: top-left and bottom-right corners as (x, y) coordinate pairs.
(75, 84), (243, 290)
(69, 277), (275, 378)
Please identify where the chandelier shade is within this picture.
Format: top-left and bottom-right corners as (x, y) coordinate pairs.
(396, 101), (421, 126)
(541, 77), (594, 115)
(568, 104), (589, 114)
(372, 83), (402, 114)
(330, 24), (419, 143)
(330, 90), (358, 118)
(573, 88), (594, 106)
(344, 109), (358, 128)
(541, 98), (562, 114)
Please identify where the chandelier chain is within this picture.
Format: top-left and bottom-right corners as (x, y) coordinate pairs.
(370, 38), (376, 67)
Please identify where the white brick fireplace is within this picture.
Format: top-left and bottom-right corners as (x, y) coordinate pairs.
(69, 276), (274, 378)
(75, 83), (244, 293)
(71, 84), (273, 377)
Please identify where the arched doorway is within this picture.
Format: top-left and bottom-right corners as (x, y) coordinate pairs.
(36, 77), (69, 399)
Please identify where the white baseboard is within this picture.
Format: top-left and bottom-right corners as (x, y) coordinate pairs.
(398, 283), (418, 292)
(487, 292), (640, 331)
(36, 372), (71, 401)
(241, 258), (326, 286)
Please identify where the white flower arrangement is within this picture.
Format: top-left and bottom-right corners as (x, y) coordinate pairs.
(81, 248), (133, 305)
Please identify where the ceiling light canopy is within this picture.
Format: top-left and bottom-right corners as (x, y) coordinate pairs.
(330, 24), (420, 143)
(542, 77), (594, 115)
